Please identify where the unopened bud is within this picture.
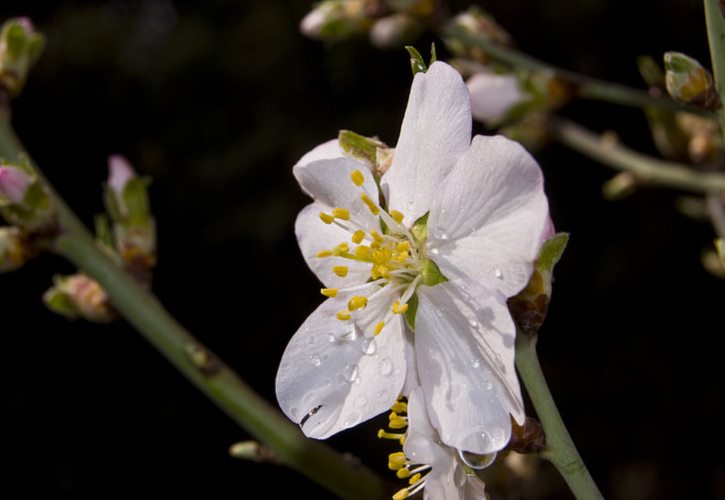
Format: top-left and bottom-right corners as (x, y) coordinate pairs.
(444, 6), (512, 60)
(0, 164), (32, 204)
(229, 441), (279, 463)
(509, 416), (545, 454)
(664, 51), (720, 109)
(0, 17), (45, 97)
(467, 71), (528, 124)
(300, 0), (372, 41)
(0, 162), (54, 232)
(43, 274), (115, 323)
(602, 172), (637, 200)
(369, 13), (422, 49)
(0, 226), (27, 272)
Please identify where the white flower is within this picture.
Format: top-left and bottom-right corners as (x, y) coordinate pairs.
(276, 61), (549, 456)
(389, 387), (491, 500)
(466, 71), (529, 124)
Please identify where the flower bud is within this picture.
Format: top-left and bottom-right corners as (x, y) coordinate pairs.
(43, 274), (115, 323)
(300, 0), (372, 41)
(0, 162), (54, 232)
(369, 13), (422, 49)
(0, 17), (45, 98)
(0, 164), (32, 204)
(467, 71), (527, 124)
(0, 226), (28, 272)
(444, 6), (512, 60)
(664, 51), (720, 109)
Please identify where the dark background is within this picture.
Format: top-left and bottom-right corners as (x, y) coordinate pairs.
(0, 0), (723, 498)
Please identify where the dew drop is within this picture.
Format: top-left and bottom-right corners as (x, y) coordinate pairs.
(471, 358), (480, 368)
(327, 334), (336, 343)
(289, 407), (299, 419)
(484, 381), (493, 390)
(380, 357), (393, 376)
(343, 364), (359, 383)
(355, 375), (362, 384)
(458, 449), (496, 470)
(324, 378), (331, 386)
(355, 395), (368, 407)
(468, 318), (479, 328)
(375, 389), (389, 402)
(310, 354), (321, 367)
(361, 338), (377, 355)
(432, 227), (449, 241)
(429, 246), (440, 255)
(494, 267), (503, 279)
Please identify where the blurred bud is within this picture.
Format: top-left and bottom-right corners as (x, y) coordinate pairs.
(664, 52), (720, 109)
(509, 416), (545, 454)
(702, 245), (725, 279)
(338, 129), (393, 175)
(637, 55), (666, 88)
(716, 239), (725, 267)
(444, 6), (512, 61)
(103, 155), (156, 285)
(676, 113), (721, 164)
(44, 274), (115, 323)
(229, 441), (279, 463)
(467, 71), (528, 124)
(0, 226), (28, 272)
(0, 17), (45, 98)
(387, 0), (435, 17)
(0, 162), (54, 232)
(369, 13), (422, 48)
(602, 172), (637, 200)
(508, 232), (568, 337)
(500, 114), (549, 152)
(300, 0), (373, 41)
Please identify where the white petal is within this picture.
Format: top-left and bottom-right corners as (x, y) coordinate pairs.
(295, 203), (372, 288)
(403, 387), (438, 465)
(382, 61), (471, 226)
(415, 279), (524, 455)
(276, 284), (406, 439)
(295, 139), (344, 169)
(467, 72), (527, 123)
(428, 135), (549, 297)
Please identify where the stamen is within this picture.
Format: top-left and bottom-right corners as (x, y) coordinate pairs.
(392, 300), (408, 314)
(351, 229), (365, 244)
(388, 414), (408, 429)
(374, 321), (385, 336)
(316, 250), (333, 258)
(377, 429), (405, 443)
(390, 210), (404, 223)
(370, 230), (384, 243)
(388, 452), (407, 470)
(332, 207), (350, 220)
(408, 473), (421, 485)
(396, 468), (411, 479)
(355, 245), (371, 257)
(332, 243), (349, 255)
(391, 401), (407, 413)
(319, 212), (334, 224)
(320, 288), (338, 298)
(347, 295), (368, 311)
(361, 193), (381, 215)
(336, 310), (351, 321)
(392, 488), (410, 500)
(350, 169), (364, 186)
(332, 265), (349, 277)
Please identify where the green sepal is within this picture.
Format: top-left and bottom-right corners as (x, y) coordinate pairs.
(94, 213), (114, 248)
(536, 232), (568, 272)
(410, 211), (429, 243)
(404, 293), (418, 330)
(420, 257), (447, 286)
(22, 180), (49, 212)
(43, 284), (79, 320)
(121, 177), (151, 226)
(339, 130), (379, 166)
(405, 46), (428, 74)
(103, 185), (122, 222)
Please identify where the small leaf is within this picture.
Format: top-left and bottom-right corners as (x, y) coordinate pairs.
(122, 177), (151, 226)
(405, 45), (427, 74)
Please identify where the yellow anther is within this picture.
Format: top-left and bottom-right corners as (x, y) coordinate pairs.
(389, 417), (408, 429)
(377, 429), (405, 441)
(390, 210), (404, 223)
(336, 310), (351, 321)
(316, 250), (333, 258)
(372, 264), (390, 279)
(351, 229), (365, 244)
(332, 207), (350, 220)
(391, 401), (407, 413)
(319, 212), (334, 224)
(396, 241), (410, 253)
(393, 488), (410, 500)
(348, 295), (368, 311)
(361, 193), (380, 215)
(396, 468), (411, 479)
(408, 473), (422, 485)
(320, 288), (338, 298)
(355, 245), (371, 257)
(374, 321), (385, 336)
(370, 230), (384, 243)
(392, 300), (409, 314)
(388, 452), (407, 470)
(332, 265), (349, 277)
(350, 169), (364, 186)
(333, 242), (349, 255)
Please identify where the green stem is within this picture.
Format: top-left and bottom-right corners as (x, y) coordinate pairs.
(442, 25), (712, 116)
(0, 108), (384, 500)
(704, 0), (725, 135)
(551, 117), (725, 193)
(515, 333), (603, 500)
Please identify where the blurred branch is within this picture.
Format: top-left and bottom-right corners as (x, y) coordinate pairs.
(707, 192), (725, 240)
(704, 0), (725, 134)
(0, 106), (384, 500)
(551, 117), (725, 193)
(442, 24), (713, 116)
(515, 331), (603, 500)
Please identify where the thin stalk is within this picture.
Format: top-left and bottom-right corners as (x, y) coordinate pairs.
(515, 333), (603, 500)
(551, 117), (725, 193)
(442, 25), (712, 117)
(704, 0), (725, 134)
(0, 108), (384, 500)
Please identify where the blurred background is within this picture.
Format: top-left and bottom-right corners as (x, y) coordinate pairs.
(0, 0), (723, 498)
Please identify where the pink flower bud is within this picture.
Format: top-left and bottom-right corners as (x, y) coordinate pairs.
(0, 165), (32, 204)
(107, 155), (136, 195)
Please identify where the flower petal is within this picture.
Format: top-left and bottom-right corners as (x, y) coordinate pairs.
(403, 387), (438, 465)
(295, 139), (344, 169)
(427, 135), (549, 297)
(415, 279), (524, 455)
(276, 284), (406, 439)
(295, 203), (372, 288)
(467, 72), (527, 123)
(382, 61), (471, 226)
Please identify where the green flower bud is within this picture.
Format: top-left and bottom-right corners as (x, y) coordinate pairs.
(664, 51), (720, 109)
(0, 18), (45, 98)
(0, 226), (27, 272)
(300, 0), (373, 41)
(43, 274), (115, 323)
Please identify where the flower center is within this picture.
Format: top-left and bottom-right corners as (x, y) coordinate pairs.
(315, 168), (438, 332)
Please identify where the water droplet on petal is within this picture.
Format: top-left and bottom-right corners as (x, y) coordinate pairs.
(468, 318), (479, 328)
(289, 407), (299, 419)
(375, 389), (389, 402)
(327, 334), (336, 343)
(429, 246), (440, 255)
(380, 357), (393, 376)
(494, 267), (503, 279)
(361, 338), (377, 355)
(484, 381), (493, 390)
(432, 227), (448, 241)
(343, 364), (359, 383)
(471, 358), (480, 368)
(457, 449), (496, 470)
(310, 354), (321, 366)
(355, 395), (368, 407)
